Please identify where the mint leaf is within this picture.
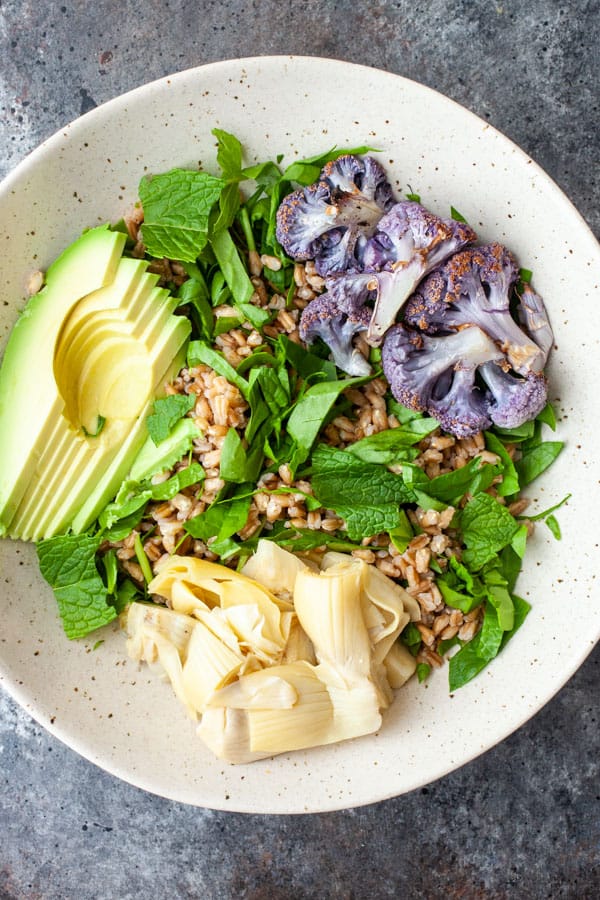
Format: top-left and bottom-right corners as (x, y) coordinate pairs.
(311, 445), (414, 540)
(459, 492), (519, 570)
(37, 535), (116, 639)
(146, 394), (196, 446)
(139, 169), (224, 262)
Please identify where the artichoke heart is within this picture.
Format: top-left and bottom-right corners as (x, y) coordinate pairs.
(124, 541), (417, 763)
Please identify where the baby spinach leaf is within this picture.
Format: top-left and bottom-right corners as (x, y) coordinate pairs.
(459, 492), (519, 570)
(146, 394), (196, 446)
(400, 622), (422, 656)
(450, 206), (468, 223)
(184, 490), (252, 543)
(187, 341), (249, 399)
(346, 419), (438, 464)
(212, 127), (243, 181)
(209, 227), (254, 306)
(525, 493), (570, 522)
(424, 456), (499, 505)
(276, 334), (337, 383)
(263, 527), (360, 554)
(287, 375), (372, 463)
(37, 535), (116, 639)
(149, 462), (205, 501)
(388, 511), (414, 553)
(515, 441), (563, 486)
(219, 428), (250, 483)
(485, 431), (519, 497)
(536, 401), (557, 431)
(139, 169), (224, 262)
(177, 276), (213, 341)
(416, 663), (431, 683)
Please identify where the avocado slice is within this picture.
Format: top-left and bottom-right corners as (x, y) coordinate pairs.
(22, 315), (191, 539)
(0, 225), (126, 532)
(12, 283), (181, 533)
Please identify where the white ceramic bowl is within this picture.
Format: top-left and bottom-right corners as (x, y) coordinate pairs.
(1, 57), (599, 814)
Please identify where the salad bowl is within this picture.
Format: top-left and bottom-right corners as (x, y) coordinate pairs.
(0, 56), (599, 813)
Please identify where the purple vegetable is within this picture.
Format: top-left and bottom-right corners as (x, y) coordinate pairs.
(275, 155), (394, 276)
(480, 361), (548, 429)
(404, 243), (552, 375)
(299, 293), (372, 377)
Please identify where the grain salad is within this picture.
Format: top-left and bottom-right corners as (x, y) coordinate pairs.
(0, 129), (566, 761)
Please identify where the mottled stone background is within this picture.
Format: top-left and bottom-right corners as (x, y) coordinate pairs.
(1, 1), (599, 897)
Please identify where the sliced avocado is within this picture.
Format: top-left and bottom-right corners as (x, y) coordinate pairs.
(30, 315), (191, 539)
(0, 225), (126, 531)
(12, 286), (181, 534)
(129, 418), (201, 482)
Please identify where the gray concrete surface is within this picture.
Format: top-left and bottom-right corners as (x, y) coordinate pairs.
(1, 1), (599, 897)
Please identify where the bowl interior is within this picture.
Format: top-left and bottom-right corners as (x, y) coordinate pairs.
(1, 57), (599, 813)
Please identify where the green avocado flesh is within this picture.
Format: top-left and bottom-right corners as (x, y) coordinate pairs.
(0, 226), (191, 539)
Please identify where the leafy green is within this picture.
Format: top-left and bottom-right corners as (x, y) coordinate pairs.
(146, 394), (195, 446)
(405, 192), (421, 203)
(219, 428), (252, 483)
(388, 511), (414, 553)
(346, 419), (438, 464)
(212, 127), (243, 181)
(310, 445), (414, 540)
(459, 492), (519, 570)
(177, 275), (213, 340)
(515, 441), (563, 486)
(260, 526), (360, 554)
(416, 663), (431, 683)
(139, 169), (224, 261)
(37, 535), (116, 639)
(450, 206), (468, 223)
(286, 374), (372, 466)
(134, 532), (153, 585)
(545, 514), (561, 540)
(448, 595), (530, 691)
(400, 622), (422, 656)
(184, 490), (252, 545)
(187, 341), (249, 398)
(276, 334), (337, 383)
(149, 462), (205, 501)
(485, 431), (520, 497)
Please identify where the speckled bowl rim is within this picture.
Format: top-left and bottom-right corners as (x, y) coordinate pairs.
(0, 56), (599, 813)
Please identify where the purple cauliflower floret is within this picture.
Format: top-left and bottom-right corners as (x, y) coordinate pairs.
(360, 202), (476, 345)
(382, 324), (505, 438)
(275, 155), (394, 276)
(404, 243), (552, 376)
(299, 294), (372, 377)
(480, 361), (548, 429)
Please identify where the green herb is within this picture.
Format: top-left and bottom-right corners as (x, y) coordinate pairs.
(459, 492), (519, 570)
(82, 416), (106, 438)
(219, 428), (252, 483)
(276, 334), (337, 383)
(519, 267), (533, 284)
(37, 535), (117, 639)
(414, 455), (499, 506)
(139, 169), (224, 262)
(310, 445), (414, 540)
(405, 192), (421, 203)
(261, 527), (360, 554)
(209, 227), (254, 305)
(212, 127), (243, 181)
(114, 578), (141, 614)
(100, 549), (118, 595)
(99, 482), (152, 531)
(146, 394), (196, 446)
(536, 402), (556, 431)
(177, 276), (214, 340)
